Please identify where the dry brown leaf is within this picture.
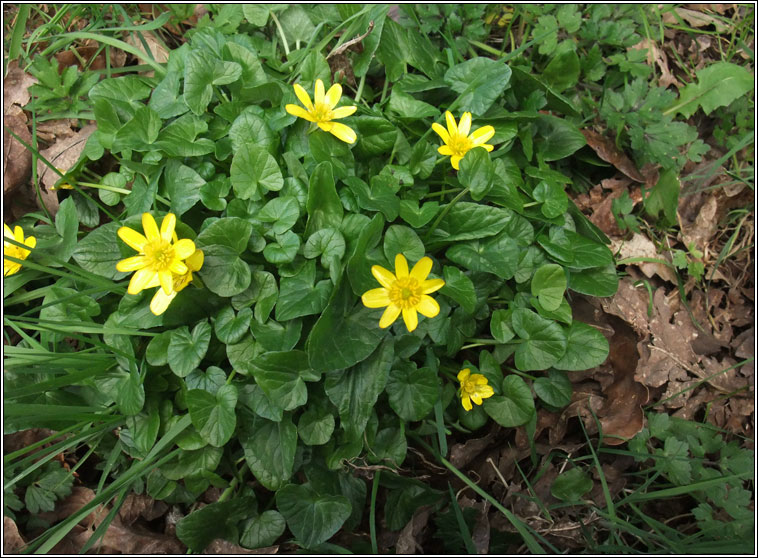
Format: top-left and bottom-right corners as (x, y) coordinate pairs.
(449, 427), (498, 469)
(125, 31), (170, 77)
(583, 178), (634, 238)
(35, 119), (78, 143)
(118, 493), (168, 526)
(4, 516), (26, 554)
(599, 320), (649, 445)
(581, 129), (645, 182)
(3, 62), (36, 198)
(662, 7), (729, 33)
(36, 124), (97, 216)
(612, 233), (678, 284)
(395, 507), (431, 554)
(601, 278), (653, 336)
(203, 540), (279, 554)
(630, 38), (683, 89)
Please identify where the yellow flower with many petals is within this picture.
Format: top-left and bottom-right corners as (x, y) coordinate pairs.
(4, 224), (36, 277)
(361, 253), (445, 332)
(458, 368), (495, 411)
(116, 213), (196, 296)
(285, 78), (357, 144)
(432, 111), (495, 170)
(149, 249), (204, 316)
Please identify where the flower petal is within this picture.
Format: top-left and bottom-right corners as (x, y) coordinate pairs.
(421, 278), (445, 294)
(379, 304), (401, 328)
(24, 236), (36, 250)
(327, 122), (356, 144)
(461, 394), (473, 411)
(187, 249), (204, 272)
(445, 111), (458, 136)
(293, 83), (314, 110)
(118, 227), (148, 252)
(159, 270), (174, 295)
(169, 259), (188, 275)
(331, 105), (357, 119)
(458, 112), (472, 136)
(471, 393), (483, 405)
(410, 256), (433, 281)
(394, 253), (409, 279)
(4, 224), (14, 239)
(371, 265), (396, 289)
(470, 125), (495, 144)
(478, 384), (495, 398)
(325, 83), (342, 108)
(150, 288), (177, 316)
(317, 121), (333, 132)
(362, 287), (391, 308)
(174, 238), (196, 260)
(14, 226), (24, 243)
(142, 213), (160, 241)
(451, 155), (463, 170)
(402, 308), (418, 332)
(286, 104), (316, 122)
(160, 213), (176, 243)
(314, 79), (325, 106)
(471, 373), (488, 385)
(431, 122), (450, 143)
(116, 255), (147, 272)
(416, 294), (440, 318)
(437, 145), (453, 156)
(457, 368), (471, 382)
(128, 268), (157, 295)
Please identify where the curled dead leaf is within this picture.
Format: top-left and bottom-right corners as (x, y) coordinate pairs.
(581, 129), (645, 182)
(599, 319), (649, 445)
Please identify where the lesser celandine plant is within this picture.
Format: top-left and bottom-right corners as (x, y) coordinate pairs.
(4, 5), (620, 553)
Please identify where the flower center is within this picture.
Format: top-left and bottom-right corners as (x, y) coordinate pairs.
(463, 380), (477, 394)
(311, 102), (332, 123)
(143, 240), (175, 272)
(449, 133), (473, 157)
(388, 277), (422, 310)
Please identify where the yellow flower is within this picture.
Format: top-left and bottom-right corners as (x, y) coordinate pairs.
(285, 78), (358, 144)
(458, 368), (495, 411)
(115, 213), (195, 296)
(149, 249), (204, 316)
(361, 253), (445, 332)
(50, 168), (74, 191)
(4, 224), (36, 277)
(432, 111), (495, 170)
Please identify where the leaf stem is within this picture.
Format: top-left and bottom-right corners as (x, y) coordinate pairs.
(423, 186), (470, 242)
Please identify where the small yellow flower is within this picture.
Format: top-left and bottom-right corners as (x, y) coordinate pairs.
(432, 111), (495, 170)
(361, 253), (445, 332)
(4, 224), (36, 277)
(458, 368), (495, 411)
(285, 78), (358, 144)
(50, 168), (74, 191)
(149, 249), (204, 316)
(116, 213), (196, 296)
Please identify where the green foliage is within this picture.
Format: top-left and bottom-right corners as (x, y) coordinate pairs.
(16, 2), (755, 553)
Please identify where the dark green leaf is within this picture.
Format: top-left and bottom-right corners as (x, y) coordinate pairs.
(276, 483), (351, 548)
(554, 321), (609, 371)
(483, 375), (535, 427)
(198, 244), (252, 297)
(551, 468), (593, 502)
(176, 496), (254, 551)
(567, 264), (618, 297)
(249, 351), (309, 411)
(511, 308), (567, 371)
(241, 415), (297, 491)
(241, 510), (286, 549)
(444, 57), (512, 115)
(533, 369), (572, 407)
(214, 306), (252, 344)
(324, 339), (393, 440)
(530, 264), (566, 311)
(385, 364), (438, 422)
(306, 162), (343, 236)
(196, 217), (252, 255)
(439, 266), (476, 314)
(168, 321), (212, 378)
(186, 384), (238, 447)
